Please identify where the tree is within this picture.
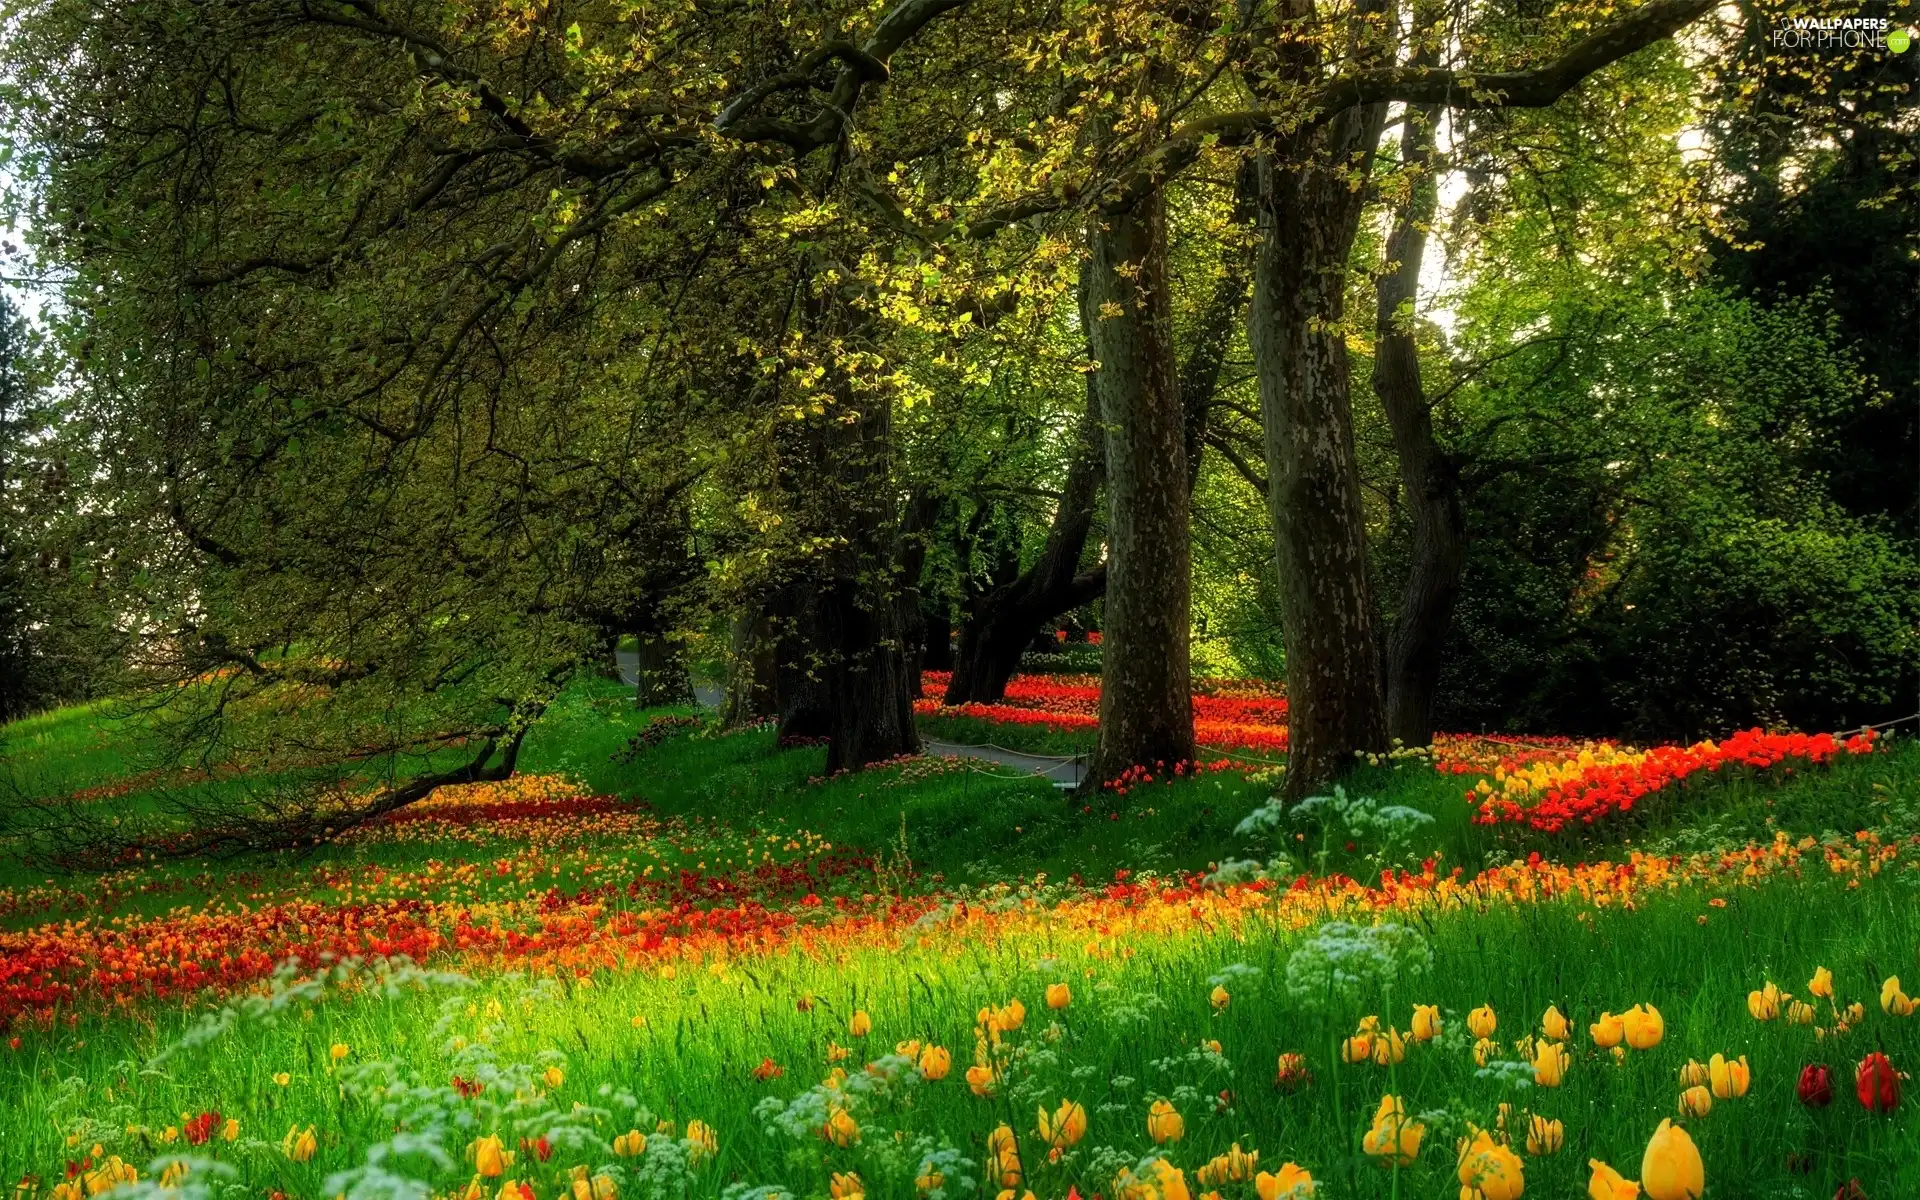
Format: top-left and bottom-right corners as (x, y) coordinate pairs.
(0, 291), (52, 720)
(2, 0), (992, 796)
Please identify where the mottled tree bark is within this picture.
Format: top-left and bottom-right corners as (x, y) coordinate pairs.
(771, 282), (920, 770)
(920, 588), (954, 671)
(723, 602), (779, 727)
(1375, 100), (1466, 748)
(1083, 189), (1195, 784)
(633, 632), (694, 707)
(897, 489), (942, 698)
(1249, 66), (1391, 797)
(773, 584), (833, 741)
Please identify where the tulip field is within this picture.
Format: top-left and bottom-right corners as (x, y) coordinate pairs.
(5, 678), (1920, 1200)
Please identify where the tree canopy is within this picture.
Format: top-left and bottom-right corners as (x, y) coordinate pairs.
(0, 0), (1912, 835)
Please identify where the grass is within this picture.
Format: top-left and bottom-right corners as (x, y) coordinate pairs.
(6, 840), (1919, 1196)
(5, 681), (1920, 1199)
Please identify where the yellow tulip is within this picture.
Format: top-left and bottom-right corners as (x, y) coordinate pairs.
(1037, 1099), (1087, 1149)
(1746, 989), (1779, 1021)
(1370, 1028), (1407, 1066)
(1677, 1060), (1708, 1088)
(830, 1173), (864, 1200)
(273, 1072), (291, 1087)
(543, 1067), (565, 1090)
(1411, 1004), (1442, 1041)
(821, 1107), (860, 1147)
(1046, 984), (1072, 1010)
(1468, 1005), (1497, 1039)
(896, 1039), (923, 1060)
(966, 1064), (997, 1095)
(469, 1134), (512, 1178)
(1881, 976), (1915, 1016)
(1252, 1164), (1315, 1199)
(1590, 1011), (1625, 1048)
(1146, 1099), (1184, 1144)
(1640, 1119), (1704, 1200)
(1533, 1040), (1570, 1087)
(1786, 1000), (1816, 1025)
(1586, 1159), (1641, 1200)
(1341, 1033), (1374, 1064)
(1473, 1037), (1497, 1067)
(1808, 966), (1833, 999)
(329, 1043), (349, 1063)
(1677, 1085), (1712, 1118)
(1210, 985), (1231, 1011)
(282, 1125), (318, 1163)
(1195, 1144), (1259, 1187)
(81, 1158), (136, 1198)
(1526, 1115), (1563, 1156)
(918, 1045), (952, 1081)
(1456, 1128), (1525, 1200)
(686, 1119), (717, 1163)
(987, 1123), (1022, 1187)
(591, 1175), (616, 1200)
(1114, 1158), (1190, 1200)
(1622, 1004), (1663, 1050)
(849, 1011), (872, 1037)
(1541, 1005), (1571, 1042)
(222, 1119), (240, 1142)
(1361, 1095), (1424, 1166)
(612, 1130), (646, 1157)
(1708, 1053), (1749, 1099)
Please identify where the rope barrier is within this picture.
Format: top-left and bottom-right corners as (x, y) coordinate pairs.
(1838, 712), (1920, 737)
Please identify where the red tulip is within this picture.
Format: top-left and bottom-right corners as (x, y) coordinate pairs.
(184, 1111), (221, 1146)
(1798, 1063), (1833, 1107)
(1856, 1052), (1900, 1112)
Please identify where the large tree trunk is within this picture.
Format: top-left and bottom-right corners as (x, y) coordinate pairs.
(897, 489), (942, 698)
(772, 279), (920, 770)
(723, 603), (779, 727)
(920, 587), (954, 671)
(633, 632), (694, 707)
(946, 368), (1107, 705)
(1375, 101), (1466, 748)
(1250, 98), (1391, 798)
(1083, 191), (1195, 785)
(773, 583), (833, 741)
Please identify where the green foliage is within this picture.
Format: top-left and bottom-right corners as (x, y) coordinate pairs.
(1428, 273), (1919, 738)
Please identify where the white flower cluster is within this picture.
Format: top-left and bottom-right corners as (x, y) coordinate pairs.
(1283, 921), (1433, 1009)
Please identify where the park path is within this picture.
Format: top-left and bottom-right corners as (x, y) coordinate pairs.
(615, 650), (1083, 787)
